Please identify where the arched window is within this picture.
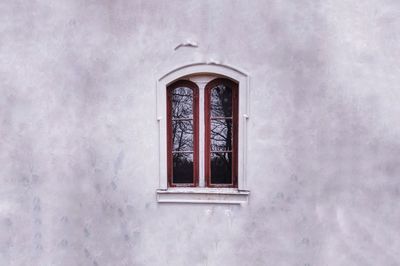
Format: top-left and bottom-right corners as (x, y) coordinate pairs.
(167, 80), (199, 187)
(157, 63), (249, 204)
(166, 77), (238, 188)
(205, 78), (238, 187)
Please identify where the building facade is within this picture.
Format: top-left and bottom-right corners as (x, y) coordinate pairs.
(1, 0), (400, 265)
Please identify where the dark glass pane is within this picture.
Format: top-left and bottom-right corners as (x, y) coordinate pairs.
(173, 153), (194, 183)
(211, 119), (232, 151)
(172, 87), (193, 118)
(210, 152), (232, 184)
(210, 84), (232, 117)
(172, 120), (193, 151)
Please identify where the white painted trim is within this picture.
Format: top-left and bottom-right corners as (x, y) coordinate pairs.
(156, 62), (250, 195)
(158, 62), (249, 82)
(156, 188), (250, 204)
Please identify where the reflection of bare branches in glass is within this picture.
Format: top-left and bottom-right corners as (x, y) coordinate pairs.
(211, 120), (232, 151)
(171, 86), (194, 183)
(210, 84), (233, 183)
(172, 87), (193, 118)
(172, 120), (193, 151)
(210, 85), (232, 117)
(210, 85), (232, 152)
(171, 87), (194, 152)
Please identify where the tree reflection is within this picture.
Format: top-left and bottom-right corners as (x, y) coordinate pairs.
(210, 84), (232, 152)
(172, 87), (193, 119)
(210, 84), (232, 117)
(211, 119), (232, 151)
(210, 84), (233, 183)
(172, 87), (194, 152)
(171, 86), (194, 183)
(172, 120), (193, 151)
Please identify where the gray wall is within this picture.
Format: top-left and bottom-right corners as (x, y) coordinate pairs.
(1, 0), (400, 265)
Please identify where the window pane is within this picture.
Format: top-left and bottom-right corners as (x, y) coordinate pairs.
(173, 153), (194, 183)
(211, 119), (232, 151)
(172, 120), (193, 151)
(172, 87), (193, 118)
(210, 152), (232, 184)
(210, 84), (232, 117)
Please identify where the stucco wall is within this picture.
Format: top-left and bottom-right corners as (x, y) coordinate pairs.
(1, 0), (400, 265)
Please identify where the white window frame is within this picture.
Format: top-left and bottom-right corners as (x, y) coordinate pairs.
(156, 63), (250, 204)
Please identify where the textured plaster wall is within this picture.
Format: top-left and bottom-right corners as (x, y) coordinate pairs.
(1, 0), (400, 265)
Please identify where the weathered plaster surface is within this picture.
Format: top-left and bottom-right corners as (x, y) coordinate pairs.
(1, 0), (400, 265)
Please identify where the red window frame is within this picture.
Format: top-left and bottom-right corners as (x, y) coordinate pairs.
(204, 78), (238, 188)
(166, 80), (199, 187)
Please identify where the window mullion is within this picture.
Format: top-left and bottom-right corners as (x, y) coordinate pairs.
(199, 83), (205, 187)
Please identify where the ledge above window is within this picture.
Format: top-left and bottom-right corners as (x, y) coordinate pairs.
(156, 188), (250, 204)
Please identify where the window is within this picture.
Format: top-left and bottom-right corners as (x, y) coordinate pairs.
(156, 63), (249, 204)
(167, 80), (199, 187)
(167, 78), (238, 188)
(205, 78), (238, 187)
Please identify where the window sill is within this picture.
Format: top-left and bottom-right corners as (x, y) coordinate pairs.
(156, 188), (250, 204)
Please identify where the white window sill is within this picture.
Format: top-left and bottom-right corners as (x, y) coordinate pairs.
(156, 188), (250, 204)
